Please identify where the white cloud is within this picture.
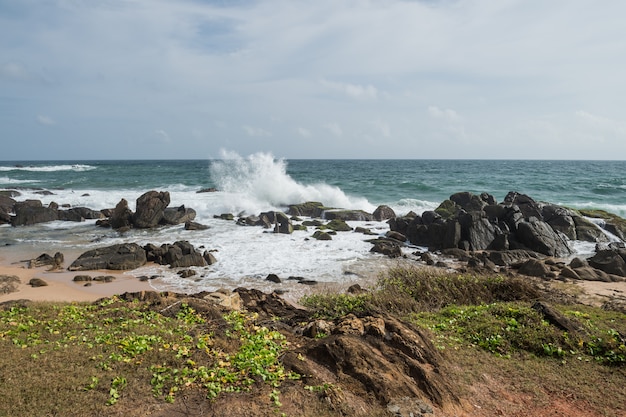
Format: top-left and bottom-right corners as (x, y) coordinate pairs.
(324, 123), (343, 138)
(243, 125), (272, 137)
(37, 115), (56, 126)
(320, 79), (378, 100)
(296, 127), (312, 137)
(428, 106), (460, 122)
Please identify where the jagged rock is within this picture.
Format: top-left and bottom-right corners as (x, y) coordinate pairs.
(503, 192), (543, 220)
(110, 199), (133, 230)
(388, 212), (418, 236)
(450, 191), (490, 212)
(11, 201), (58, 226)
(373, 205), (396, 221)
(68, 243), (147, 271)
(516, 218), (573, 257)
(573, 216), (609, 242)
(162, 205), (196, 225)
(184, 221), (209, 230)
(133, 190), (170, 228)
(543, 205), (577, 240)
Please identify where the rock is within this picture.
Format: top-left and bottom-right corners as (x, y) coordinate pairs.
(214, 213), (234, 221)
(203, 251), (217, 265)
(68, 243), (147, 271)
(303, 320), (334, 338)
(323, 209), (374, 221)
(11, 201), (58, 226)
(287, 202), (326, 218)
(203, 290), (242, 310)
(0, 275), (20, 294)
(170, 253), (207, 268)
(162, 205), (196, 225)
(370, 239), (402, 258)
(197, 187), (218, 193)
(570, 266), (612, 282)
(266, 273), (281, 283)
(184, 221), (209, 230)
(573, 216), (609, 242)
(542, 205), (577, 240)
(72, 275), (92, 282)
(569, 257), (588, 268)
(28, 278), (48, 287)
(354, 226), (377, 235)
(312, 231), (333, 240)
(133, 190), (170, 228)
(323, 219), (353, 232)
(518, 259), (551, 278)
(503, 192), (543, 220)
(516, 218), (573, 257)
(58, 207), (105, 222)
(386, 231), (407, 242)
(373, 205), (396, 221)
(177, 269), (197, 278)
(588, 250), (626, 277)
(93, 275), (115, 283)
(387, 397), (434, 417)
(488, 250), (540, 266)
(450, 191), (490, 212)
(109, 199), (133, 230)
(532, 301), (584, 334)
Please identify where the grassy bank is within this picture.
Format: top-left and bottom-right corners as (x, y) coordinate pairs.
(1, 266), (625, 416)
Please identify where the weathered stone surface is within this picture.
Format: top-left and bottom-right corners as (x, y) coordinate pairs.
(373, 205), (396, 221)
(11, 201), (58, 226)
(184, 221), (209, 230)
(133, 190), (170, 228)
(110, 199), (133, 230)
(323, 209), (374, 222)
(516, 218), (573, 257)
(203, 251), (217, 265)
(370, 239), (402, 258)
(68, 243), (147, 271)
(588, 250), (626, 277)
(0, 275), (20, 294)
(162, 205), (196, 225)
(28, 278), (48, 287)
(312, 230), (333, 240)
(322, 219), (353, 232)
(518, 259), (551, 278)
(287, 202), (326, 218)
(170, 253), (206, 268)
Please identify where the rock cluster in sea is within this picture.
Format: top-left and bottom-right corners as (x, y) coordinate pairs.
(4, 188), (626, 283)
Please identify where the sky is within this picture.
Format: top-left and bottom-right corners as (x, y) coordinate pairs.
(1, 0), (626, 160)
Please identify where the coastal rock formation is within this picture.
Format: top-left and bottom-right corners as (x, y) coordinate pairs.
(11, 200), (58, 226)
(162, 205), (196, 225)
(68, 243), (147, 271)
(144, 241), (209, 268)
(133, 191), (171, 228)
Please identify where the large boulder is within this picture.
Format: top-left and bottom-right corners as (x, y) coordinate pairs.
(58, 207), (105, 222)
(372, 205), (396, 221)
(573, 216), (609, 242)
(133, 191), (170, 228)
(515, 218), (573, 257)
(542, 204), (577, 240)
(109, 199), (133, 230)
(68, 243), (147, 271)
(11, 200), (58, 226)
(162, 205), (196, 225)
(587, 250), (626, 277)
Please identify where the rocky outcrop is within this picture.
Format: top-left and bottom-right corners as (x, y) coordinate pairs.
(162, 205), (196, 225)
(58, 207), (104, 222)
(390, 191), (579, 257)
(11, 200), (58, 226)
(68, 243), (147, 271)
(144, 241), (210, 268)
(133, 191), (170, 228)
(109, 199), (133, 230)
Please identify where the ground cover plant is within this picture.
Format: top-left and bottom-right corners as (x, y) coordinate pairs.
(0, 296), (298, 416)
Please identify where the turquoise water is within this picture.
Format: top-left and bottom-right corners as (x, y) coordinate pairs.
(1, 157), (625, 216)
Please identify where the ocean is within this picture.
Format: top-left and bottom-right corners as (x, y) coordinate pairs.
(1, 154), (625, 295)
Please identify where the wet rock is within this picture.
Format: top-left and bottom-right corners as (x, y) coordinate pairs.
(177, 269), (197, 278)
(68, 243), (147, 271)
(588, 250), (626, 277)
(203, 251), (218, 265)
(109, 199), (133, 230)
(370, 239), (402, 258)
(133, 190), (170, 228)
(162, 205), (196, 225)
(184, 221), (209, 230)
(312, 231), (333, 240)
(373, 205), (396, 221)
(11, 201), (58, 226)
(287, 201), (326, 218)
(266, 273), (281, 283)
(323, 209), (374, 222)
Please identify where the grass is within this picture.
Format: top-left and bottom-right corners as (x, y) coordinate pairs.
(0, 297), (298, 416)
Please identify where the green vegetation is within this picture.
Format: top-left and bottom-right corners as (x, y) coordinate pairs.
(0, 297), (297, 416)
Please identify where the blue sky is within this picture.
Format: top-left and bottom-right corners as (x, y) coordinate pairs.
(2, 0), (625, 160)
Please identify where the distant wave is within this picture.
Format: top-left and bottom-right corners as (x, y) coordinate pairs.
(0, 176), (40, 184)
(0, 164), (95, 172)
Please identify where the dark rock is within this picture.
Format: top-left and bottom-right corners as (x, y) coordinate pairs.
(488, 250), (540, 266)
(110, 199), (133, 230)
(197, 187), (218, 193)
(177, 269), (197, 278)
(569, 257), (588, 268)
(373, 205), (396, 221)
(450, 191), (489, 212)
(298, 279), (318, 285)
(518, 259), (551, 278)
(72, 275), (92, 282)
(588, 250), (626, 276)
(184, 221), (209, 230)
(323, 219), (353, 232)
(93, 275), (115, 282)
(573, 216), (609, 242)
(162, 205), (196, 225)
(0, 190), (20, 198)
(516, 218), (573, 257)
(347, 284), (366, 294)
(68, 243), (147, 271)
(388, 212), (417, 236)
(542, 205), (577, 240)
(170, 253), (207, 268)
(28, 278), (48, 287)
(354, 226), (377, 235)
(503, 192), (543, 220)
(386, 231), (407, 242)
(532, 301), (583, 334)
(440, 248), (471, 261)
(421, 252), (435, 266)
(133, 190), (170, 228)
(571, 266), (612, 282)
(266, 274), (281, 283)
(11, 201), (58, 226)
(214, 213), (235, 221)
(370, 239), (402, 258)
(302, 219), (324, 227)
